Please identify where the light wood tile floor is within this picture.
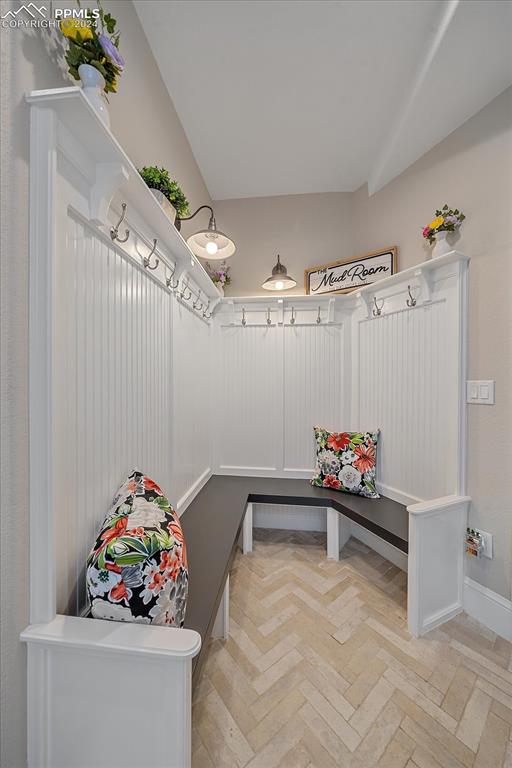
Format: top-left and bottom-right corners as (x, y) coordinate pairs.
(192, 529), (512, 768)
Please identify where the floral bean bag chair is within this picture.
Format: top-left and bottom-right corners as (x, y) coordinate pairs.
(86, 470), (188, 627)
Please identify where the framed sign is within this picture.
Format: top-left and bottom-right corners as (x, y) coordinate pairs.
(304, 247), (397, 295)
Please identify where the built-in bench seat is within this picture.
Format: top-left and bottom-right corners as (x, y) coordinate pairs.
(180, 474), (408, 681)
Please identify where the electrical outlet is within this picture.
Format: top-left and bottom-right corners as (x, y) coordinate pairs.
(473, 528), (493, 558)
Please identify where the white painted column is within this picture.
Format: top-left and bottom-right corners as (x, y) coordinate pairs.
(326, 508), (340, 560)
(212, 575), (230, 641)
(243, 502), (253, 554)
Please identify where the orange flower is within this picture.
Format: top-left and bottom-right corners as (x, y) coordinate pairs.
(168, 520), (184, 546)
(323, 474), (341, 489)
(353, 444), (376, 474)
(327, 432), (350, 452)
(144, 476), (163, 494)
(148, 570), (167, 593)
(96, 517), (128, 554)
(110, 580), (128, 603)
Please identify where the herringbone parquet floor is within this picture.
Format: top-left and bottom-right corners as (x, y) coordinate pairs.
(192, 529), (512, 768)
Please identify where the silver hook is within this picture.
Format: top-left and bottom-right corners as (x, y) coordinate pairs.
(110, 203), (130, 243)
(193, 290), (203, 311)
(203, 299), (212, 319)
(372, 296), (384, 317)
(166, 267), (180, 290)
(406, 285), (417, 308)
(180, 277), (192, 301)
(266, 308), (272, 325)
(241, 308), (246, 326)
(316, 306), (321, 324)
(143, 239), (159, 270)
(290, 307), (295, 325)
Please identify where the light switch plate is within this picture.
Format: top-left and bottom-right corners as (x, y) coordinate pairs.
(466, 380), (495, 405)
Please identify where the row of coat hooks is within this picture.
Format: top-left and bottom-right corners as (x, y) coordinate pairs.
(370, 285), (418, 317)
(240, 305), (323, 326)
(110, 203), (214, 320)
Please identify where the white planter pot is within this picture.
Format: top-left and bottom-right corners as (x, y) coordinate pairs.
(149, 189), (177, 224)
(78, 64), (110, 128)
(432, 230), (452, 258)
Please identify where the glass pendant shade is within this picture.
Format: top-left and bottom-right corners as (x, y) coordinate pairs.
(261, 255), (297, 291)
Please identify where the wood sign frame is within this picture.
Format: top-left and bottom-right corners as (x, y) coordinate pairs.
(304, 247), (397, 295)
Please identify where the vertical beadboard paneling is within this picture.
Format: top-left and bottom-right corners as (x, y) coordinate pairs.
(283, 325), (344, 471)
(357, 301), (458, 500)
(54, 212), (174, 615)
(218, 326), (280, 470)
(171, 299), (212, 507)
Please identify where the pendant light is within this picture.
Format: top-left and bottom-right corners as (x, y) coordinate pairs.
(261, 254), (297, 291)
(177, 205), (236, 260)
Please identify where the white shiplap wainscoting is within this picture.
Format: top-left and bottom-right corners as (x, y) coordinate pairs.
(23, 88), (220, 768)
(214, 255), (467, 506)
(214, 299), (349, 477)
(23, 86), (476, 768)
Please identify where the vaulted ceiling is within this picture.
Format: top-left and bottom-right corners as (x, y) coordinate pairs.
(135, 0), (512, 199)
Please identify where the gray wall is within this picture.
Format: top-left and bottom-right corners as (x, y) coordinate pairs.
(0, 2), (210, 766)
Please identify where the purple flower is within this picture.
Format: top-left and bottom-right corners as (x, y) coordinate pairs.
(98, 34), (125, 68)
(444, 215), (459, 226)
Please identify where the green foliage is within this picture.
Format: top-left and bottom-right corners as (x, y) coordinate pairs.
(60, 0), (123, 96)
(138, 166), (190, 218)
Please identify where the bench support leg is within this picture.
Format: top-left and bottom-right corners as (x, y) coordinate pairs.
(212, 575), (230, 641)
(243, 502), (253, 554)
(326, 508), (351, 560)
(326, 508), (340, 560)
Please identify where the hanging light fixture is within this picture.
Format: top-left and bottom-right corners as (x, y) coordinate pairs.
(177, 205), (235, 260)
(261, 254), (297, 291)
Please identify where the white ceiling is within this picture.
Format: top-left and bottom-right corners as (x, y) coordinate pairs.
(135, 0), (512, 199)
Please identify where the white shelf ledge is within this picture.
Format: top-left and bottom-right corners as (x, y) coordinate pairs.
(26, 87), (222, 301)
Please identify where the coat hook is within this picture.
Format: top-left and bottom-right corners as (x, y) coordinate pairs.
(143, 239), (159, 270)
(193, 290), (203, 310)
(180, 277), (192, 301)
(241, 308), (246, 326)
(406, 285), (417, 308)
(166, 267), (180, 290)
(290, 307), (296, 325)
(316, 306), (321, 324)
(110, 203), (130, 243)
(372, 296), (384, 317)
(266, 308), (272, 325)
(203, 299), (212, 319)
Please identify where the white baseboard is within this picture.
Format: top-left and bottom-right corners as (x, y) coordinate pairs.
(176, 467), (212, 516)
(463, 577), (512, 642)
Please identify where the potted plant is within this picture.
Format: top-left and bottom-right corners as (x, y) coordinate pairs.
(60, 2), (124, 128)
(422, 204), (465, 258)
(205, 261), (231, 294)
(138, 166), (189, 224)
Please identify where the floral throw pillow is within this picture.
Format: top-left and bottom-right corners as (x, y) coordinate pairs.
(86, 470), (188, 627)
(311, 427), (380, 498)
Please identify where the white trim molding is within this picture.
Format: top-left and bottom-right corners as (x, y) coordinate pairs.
(407, 495), (471, 636)
(463, 577), (512, 642)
